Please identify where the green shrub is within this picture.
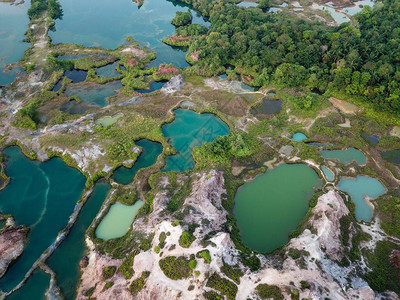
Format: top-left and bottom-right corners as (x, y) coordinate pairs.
(102, 266), (116, 280)
(206, 273), (238, 300)
(196, 249), (212, 263)
(103, 282), (114, 291)
(154, 246), (161, 253)
(204, 291), (223, 300)
(179, 231), (195, 248)
(256, 284), (283, 300)
(159, 256), (192, 280)
(189, 259), (197, 269)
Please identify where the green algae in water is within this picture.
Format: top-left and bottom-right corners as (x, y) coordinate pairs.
(338, 176), (386, 222)
(0, 1), (29, 85)
(234, 164), (322, 252)
(7, 269), (50, 300)
(321, 166), (334, 181)
(162, 109), (230, 172)
(96, 201), (144, 240)
(96, 113), (123, 127)
(65, 80), (123, 107)
(0, 147), (86, 292)
(47, 182), (110, 300)
(112, 139), (163, 185)
(49, 0), (209, 68)
(320, 148), (366, 165)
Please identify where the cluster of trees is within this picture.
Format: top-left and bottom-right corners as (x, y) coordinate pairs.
(176, 0), (400, 114)
(28, 0), (62, 19)
(171, 10), (193, 26)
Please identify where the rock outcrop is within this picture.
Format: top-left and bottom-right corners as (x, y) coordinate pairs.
(0, 222), (28, 278)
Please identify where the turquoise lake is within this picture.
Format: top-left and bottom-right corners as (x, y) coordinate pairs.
(112, 139), (163, 185)
(338, 176), (386, 221)
(0, 147), (86, 292)
(0, 1), (29, 85)
(65, 80), (123, 107)
(162, 109), (230, 172)
(292, 132), (308, 142)
(234, 164), (322, 252)
(49, 0), (209, 68)
(321, 148), (366, 165)
(47, 182), (110, 300)
(321, 166), (334, 181)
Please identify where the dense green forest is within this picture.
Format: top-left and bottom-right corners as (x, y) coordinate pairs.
(177, 0), (400, 114)
(28, 0), (62, 19)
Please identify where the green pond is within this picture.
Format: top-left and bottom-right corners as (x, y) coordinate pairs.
(47, 182), (110, 300)
(0, 1), (30, 85)
(95, 200), (144, 240)
(112, 139), (163, 185)
(0, 147), (86, 292)
(162, 109), (230, 172)
(96, 113), (123, 127)
(49, 0), (209, 68)
(338, 176), (386, 221)
(320, 148), (366, 165)
(65, 80), (123, 107)
(7, 269), (50, 300)
(234, 164), (322, 252)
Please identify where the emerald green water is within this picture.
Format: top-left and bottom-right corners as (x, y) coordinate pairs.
(0, 1), (29, 85)
(47, 182), (110, 300)
(0, 147), (86, 292)
(7, 269), (50, 300)
(112, 139), (163, 185)
(96, 201), (144, 240)
(96, 113), (123, 127)
(338, 176), (386, 221)
(49, 0), (209, 68)
(162, 109), (230, 172)
(65, 80), (123, 107)
(321, 148), (366, 165)
(234, 164), (322, 252)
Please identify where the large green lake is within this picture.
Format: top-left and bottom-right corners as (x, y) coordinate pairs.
(234, 164), (322, 252)
(162, 109), (230, 172)
(49, 0), (209, 67)
(0, 147), (86, 292)
(0, 1), (29, 85)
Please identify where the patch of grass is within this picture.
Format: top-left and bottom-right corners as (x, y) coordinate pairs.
(118, 250), (138, 279)
(189, 259), (197, 269)
(375, 195), (400, 239)
(179, 231), (196, 248)
(204, 290), (224, 300)
(102, 266), (116, 280)
(256, 284), (284, 300)
(206, 273), (238, 300)
(159, 256), (192, 280)
(196, 249), (211, 263)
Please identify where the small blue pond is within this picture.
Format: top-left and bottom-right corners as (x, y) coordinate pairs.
(292, 132), (307, 142)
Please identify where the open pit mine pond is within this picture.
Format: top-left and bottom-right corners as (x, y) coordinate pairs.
(0, 1), (29, 86)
